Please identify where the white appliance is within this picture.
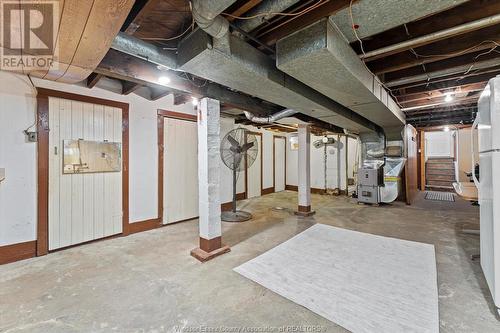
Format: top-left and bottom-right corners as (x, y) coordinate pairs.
(473, 75), (500, 310)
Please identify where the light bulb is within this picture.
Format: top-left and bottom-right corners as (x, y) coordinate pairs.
(158, 76), (170, 85)
(191, 97), (199, 106)
(444, 93), (453, 103)
(443, 126), (450, 132)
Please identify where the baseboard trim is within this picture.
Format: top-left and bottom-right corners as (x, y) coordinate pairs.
(0, 240), (37, 265)
(128, 218), (161, 235)
(261, 187), (275, 195)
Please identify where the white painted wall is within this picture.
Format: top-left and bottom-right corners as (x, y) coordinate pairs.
(286, 133), (358, 191)
(0, 72), (194, 246)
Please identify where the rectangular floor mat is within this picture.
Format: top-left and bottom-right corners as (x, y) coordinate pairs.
(425, 191), (455, 202)
(234, 224), (439, 333)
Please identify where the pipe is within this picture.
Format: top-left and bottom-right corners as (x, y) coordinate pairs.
(243, 109), (297, 124)
(385, 58), (500, 88)
(111, 32), (178, 70)
(236, 0), (302, 33)
(191, 0), (237, 38)
(361, 13), (500, 60)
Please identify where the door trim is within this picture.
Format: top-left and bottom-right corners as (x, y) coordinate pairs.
(157, 109), (197, 225)
(36, 88), (129, 256)
(273, 135), (287, 193)
(244, 131), (263, 198)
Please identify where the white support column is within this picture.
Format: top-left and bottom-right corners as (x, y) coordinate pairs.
(295, 124), (315, 216)
(191, 98), (230, 262)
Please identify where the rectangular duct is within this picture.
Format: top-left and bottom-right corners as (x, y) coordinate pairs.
(276, 18), (405, 139)
(178, 29), (380, 134)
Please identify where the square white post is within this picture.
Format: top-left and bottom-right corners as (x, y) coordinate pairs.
(191, 98), (230, 261)
(295, 124), (315, 216)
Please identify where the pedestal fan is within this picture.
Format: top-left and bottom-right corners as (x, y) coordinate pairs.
(220, 128), (258, 222)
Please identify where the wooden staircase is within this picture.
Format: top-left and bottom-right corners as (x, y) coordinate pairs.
(425, 158), (456, 191)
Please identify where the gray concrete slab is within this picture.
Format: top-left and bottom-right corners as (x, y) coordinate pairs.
(0, 191), (494, 333)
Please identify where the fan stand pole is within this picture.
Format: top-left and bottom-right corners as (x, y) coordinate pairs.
(232, 166), (237, 213)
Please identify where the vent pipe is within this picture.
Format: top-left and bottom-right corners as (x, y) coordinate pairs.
(191, 0), (237, 38)
(243, 109), (298, 124)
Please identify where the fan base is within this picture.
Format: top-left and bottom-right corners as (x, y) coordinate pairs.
(221, 210), (252, 222)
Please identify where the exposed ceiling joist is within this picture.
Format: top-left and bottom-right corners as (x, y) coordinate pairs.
(397, 82), (487, 104)
(368, 27), (500, 75)
(149, 87), (172, 101)
(402, 93), (481, 111)
(352, 0), (500, 52)
(87, 73), (103, 89)
(385, 57), (500, 88)
(121, 81), (142, 95)
(360, 13), (500, 61)
(257, 0), (353, 45)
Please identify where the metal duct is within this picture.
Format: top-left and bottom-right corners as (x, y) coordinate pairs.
(277, 18), (405, 139)
(236, 0), (302, 33)
(243, 109), (297, 124)
(111, 32), (177, 70)
(178, 28), (382, 134)
(191, 0), (237, 38)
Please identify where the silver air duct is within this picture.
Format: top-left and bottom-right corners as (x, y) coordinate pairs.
(191, 0), (237, 38)
(243, 109), (297, 124)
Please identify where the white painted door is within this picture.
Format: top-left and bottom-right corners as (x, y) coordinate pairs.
(247, 135), (262, 198)
(48, 97), (122, 250)
(163, 117), (198, 224)
(274, 137), (286, 192)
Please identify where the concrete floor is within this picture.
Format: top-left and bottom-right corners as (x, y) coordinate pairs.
(0, 191), (496, 332)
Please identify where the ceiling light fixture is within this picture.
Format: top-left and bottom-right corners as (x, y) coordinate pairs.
(191, 97), (199, 106)
(158, 76), (170, 85)
(443, 126), (450, 132)
(444, 93), (453, 103)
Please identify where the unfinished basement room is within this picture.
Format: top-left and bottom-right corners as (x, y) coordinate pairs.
(1, 0), (500, 331)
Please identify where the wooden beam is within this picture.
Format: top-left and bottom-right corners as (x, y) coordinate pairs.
(121, 81), (142, 95)
(257, 0), (353, 45)
(392, 69), (500, 93)
(124, 0), (161, 35)
(384, 51), (500, 82)
(402, 92), (481, 111)
(150, 87), (172, 101)
(352, 0), (500, 53)
(368, 26), (500, 74)
(397, 82), (487, 104)
(86, 73), (103, 89)
(227, 0), (262, 22)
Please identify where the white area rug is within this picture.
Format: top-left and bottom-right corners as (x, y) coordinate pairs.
(234, 224), (439, 333)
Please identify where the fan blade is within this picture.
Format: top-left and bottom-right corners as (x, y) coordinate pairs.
(240, 142), (254, 153)
(227, 135), (239, 148)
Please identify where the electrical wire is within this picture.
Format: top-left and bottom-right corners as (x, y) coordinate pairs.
(221, 0), (328, 20)
(141, 2), (194, 41)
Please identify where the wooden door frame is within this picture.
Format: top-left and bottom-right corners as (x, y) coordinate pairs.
(273, 135), (287, 193)
(244, 131), (263, 198)
(157, 109), (197, 225)
(36, 88), (129, 256)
